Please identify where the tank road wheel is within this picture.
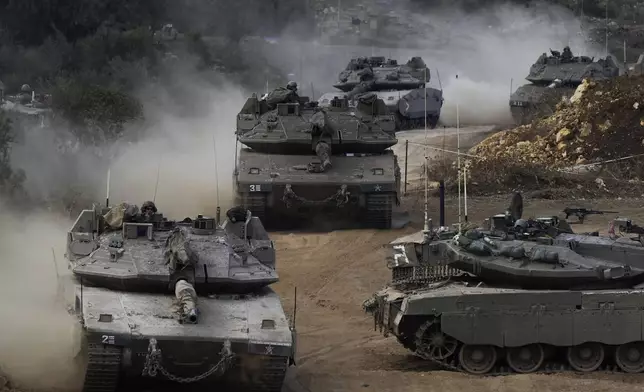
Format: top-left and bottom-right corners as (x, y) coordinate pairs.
(505, 344), (545, 374)
(241, 193), (267, 223)
(567, 342), (605, 372)
(82, 343), (122, 392)
(458, 344), (497, 375)
(615, 342), (644, 373)
(364, 193), (394, 229)
(415, 321), (458, 360)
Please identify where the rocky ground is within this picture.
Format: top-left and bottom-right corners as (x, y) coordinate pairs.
(421, 74), (644, 199)
(473, 75), (644, 168)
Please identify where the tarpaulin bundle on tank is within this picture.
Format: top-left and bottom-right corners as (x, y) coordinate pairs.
(454, 229), (561, 264)
(264, 87), (298, 109)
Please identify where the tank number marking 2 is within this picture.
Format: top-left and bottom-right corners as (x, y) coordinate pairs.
(101, 335), (115, 345)
(249, 185), (262, 192)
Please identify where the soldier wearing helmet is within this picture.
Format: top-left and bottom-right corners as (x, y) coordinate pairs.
(263, 81), (300, 109)
(19, 83), (33, 105)
(286, 81), (298, 93)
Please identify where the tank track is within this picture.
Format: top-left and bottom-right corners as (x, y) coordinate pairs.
(245, 356), (289, 392)
(398, 115), (439, 131)
(413, 319), (644, 376)
(241, 193), (267, 223)
(82, 343), (122, 392)
(364, 193), (394, 229)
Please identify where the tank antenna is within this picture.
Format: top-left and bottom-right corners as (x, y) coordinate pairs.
(80, 276), (84, 318)
(624, 40), (627, 71)
(152, 159), (161, 203)
(457, 75), (462, 231)
(423, 66), (430, 236)
(291, 286), (297, 330)
(105, 168), (111, 208)
(436, 69), (443, 91)
(464, 160), (468, 223)
(212, 133), (221, 224)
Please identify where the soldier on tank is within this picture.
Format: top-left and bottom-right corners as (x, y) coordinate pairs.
(18, 84), (32, 105)
(561, 46), (573, 62)
(264, 81), (300, 109)
(347, 68), (376, 100)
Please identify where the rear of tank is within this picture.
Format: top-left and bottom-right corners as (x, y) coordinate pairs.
(74, 286), (294, 391)
(235, 148), (399, 228)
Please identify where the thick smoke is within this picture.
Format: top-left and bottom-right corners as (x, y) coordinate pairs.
(0, 201), (84, 390)
(254, 0), (604, 126)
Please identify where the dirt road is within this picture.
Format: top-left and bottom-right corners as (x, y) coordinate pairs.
(268, 126), (644, 392)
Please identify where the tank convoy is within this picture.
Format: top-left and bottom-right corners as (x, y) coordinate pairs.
(65, 201), (295, 392)
(321, 56), (443, 130)
(509, 46), (619, 125)
(365, 193), (644, 375)
(235, 84), (401, 229)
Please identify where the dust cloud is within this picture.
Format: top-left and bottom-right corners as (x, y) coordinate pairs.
(9, 70), (246, 220)
(255, 0), (603, 127)
(0, 200), (83, 391)
(106, 73), (244, 219)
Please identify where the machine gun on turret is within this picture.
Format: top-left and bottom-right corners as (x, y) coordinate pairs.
(563, 207), (619, 223)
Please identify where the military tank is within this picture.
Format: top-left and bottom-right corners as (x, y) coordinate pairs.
(366, 194), (644, 375)
(65, 202), (295, 391)
(235, 89), (401, 229)
(328, 56), (443, 130)
(509, 46), (619, 125)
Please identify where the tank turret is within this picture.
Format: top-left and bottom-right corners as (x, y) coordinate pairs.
(235, 88), (401, 229)
(66, 203), (294, 391)
(509, 47), (620, 125)
(327, 56), (443, 130)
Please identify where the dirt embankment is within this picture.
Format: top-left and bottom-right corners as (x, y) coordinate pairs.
(472, 75), (644, 168)
(422, 75), (644, 198)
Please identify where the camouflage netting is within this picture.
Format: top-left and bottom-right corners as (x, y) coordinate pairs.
(472, 75), (644, 168)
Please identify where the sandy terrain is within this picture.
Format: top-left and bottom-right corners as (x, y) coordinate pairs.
(270, 127), (644, 392)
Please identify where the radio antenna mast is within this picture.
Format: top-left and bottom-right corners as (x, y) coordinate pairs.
(152, 160), (161, 203)
(456, 100), (462, 230)
(423, 67), (430, 236)
(105, 168), (111, 208)
(212, 134), (221, 211)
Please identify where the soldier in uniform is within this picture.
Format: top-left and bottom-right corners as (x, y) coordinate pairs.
(19, 84), (32, 105)
(264, 81), (300, 109)
(347, 68), (376, 100)
(561, 46), (573, 62)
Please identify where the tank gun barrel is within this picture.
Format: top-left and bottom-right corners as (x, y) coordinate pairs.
(315, 141), (332, 171)
(175, 279), (198, 324)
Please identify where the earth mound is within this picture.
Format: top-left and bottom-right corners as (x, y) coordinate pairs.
(472, 75), (644, 169)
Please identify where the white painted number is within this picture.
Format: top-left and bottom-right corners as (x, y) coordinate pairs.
(101, 335), (115, 345)
(249, 185), (262, 192)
